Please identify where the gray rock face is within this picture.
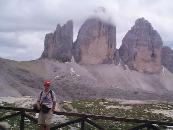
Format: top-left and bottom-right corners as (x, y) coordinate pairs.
(73, 17), (116, 64)
(162, 46), (173, 73)
(119, 18), (163, 73)
(41, 20), (73, 62)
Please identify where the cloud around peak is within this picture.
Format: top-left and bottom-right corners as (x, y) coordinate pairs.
(0, 0), (173, 60)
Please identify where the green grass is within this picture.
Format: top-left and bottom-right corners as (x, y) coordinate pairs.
(0, 102), (38, 130)
(1, 99), (173, 130)
(60, 99), (173, 129)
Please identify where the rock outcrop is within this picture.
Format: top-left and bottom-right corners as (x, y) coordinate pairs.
(161, 46), (173, 73)
(119, 18), (163, 73)
(41, 20), (73, 62)
(73, 17), (116, 64)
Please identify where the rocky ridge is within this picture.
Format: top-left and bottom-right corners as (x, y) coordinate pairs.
(119, 18), (163, 73)
(161, 46), (173, 73)
(40, 17), (173, 74)
(1, 17), (172, 100)
(41, 20), (73, 62)
(73, 17), (117, 64)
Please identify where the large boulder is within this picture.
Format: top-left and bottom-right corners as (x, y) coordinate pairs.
(73, 17), (116, 64)
(161, 46), (173, 73)
(41, 20), (73, 62)
(119, 18), (163, 73)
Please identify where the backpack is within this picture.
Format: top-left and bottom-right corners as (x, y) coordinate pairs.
(39, 90), (54, 113)
(39, 90), (54, 102)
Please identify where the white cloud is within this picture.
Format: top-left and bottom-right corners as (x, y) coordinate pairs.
(0, 0), (173, 60)
(0, 32), (45, 61)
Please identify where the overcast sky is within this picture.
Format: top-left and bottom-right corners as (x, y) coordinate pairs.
(0, 0), (173, 61)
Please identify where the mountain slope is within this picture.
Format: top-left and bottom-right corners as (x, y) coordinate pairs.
(0, 58), (173, 100)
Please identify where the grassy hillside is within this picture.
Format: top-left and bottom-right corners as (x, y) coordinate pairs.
(1, 97), (173, 130)
(61, 99), (173, 129)
(1, 98), (173, 129)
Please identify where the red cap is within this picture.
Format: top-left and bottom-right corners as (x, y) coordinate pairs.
(44, 80), (51, 87)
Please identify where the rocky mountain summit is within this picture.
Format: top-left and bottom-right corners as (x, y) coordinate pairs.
(73, 17), (117, 64)
(1, 17), (173, 100)
(40, 17), (173, 74)
(41, 20), (73, 62)
(119, 18), (163, 73)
